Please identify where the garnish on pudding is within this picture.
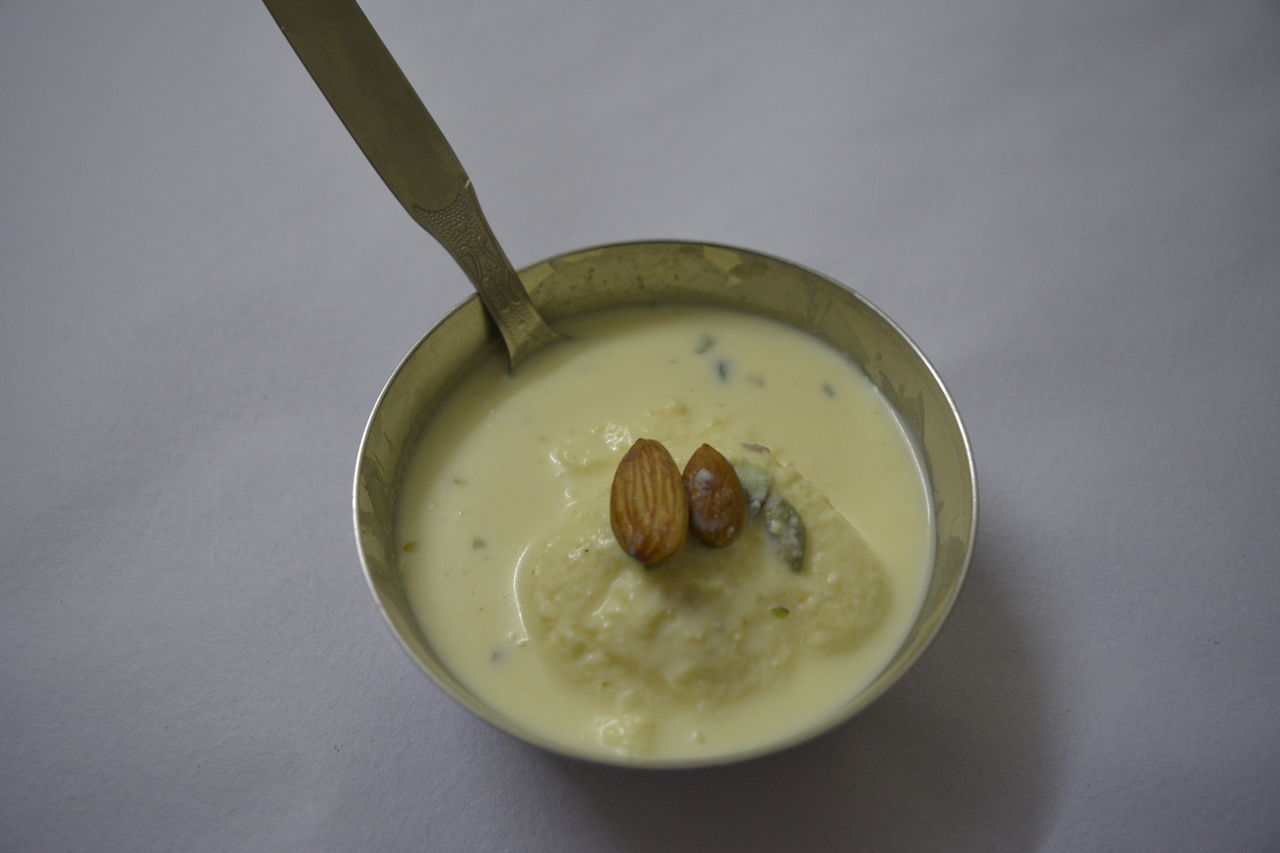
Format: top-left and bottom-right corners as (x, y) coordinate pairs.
(609, 438), (688, 565)
(609, 438), (807, 571)
(682, 443), (746, 548)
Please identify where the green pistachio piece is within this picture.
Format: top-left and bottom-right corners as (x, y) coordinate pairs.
(764, 493), (807, 572)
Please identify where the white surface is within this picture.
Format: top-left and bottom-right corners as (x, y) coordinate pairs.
(2, 1), (1277, 850)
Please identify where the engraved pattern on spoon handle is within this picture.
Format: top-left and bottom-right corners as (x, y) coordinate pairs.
(411, 184), (564, 367)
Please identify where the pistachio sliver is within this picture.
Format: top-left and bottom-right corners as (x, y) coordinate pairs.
(764, 493), (807, 572)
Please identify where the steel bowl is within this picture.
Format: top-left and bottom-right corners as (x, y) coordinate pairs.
(354, 239), (976, 767)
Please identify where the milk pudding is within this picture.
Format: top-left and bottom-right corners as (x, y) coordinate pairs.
(397, 305), (933, 762)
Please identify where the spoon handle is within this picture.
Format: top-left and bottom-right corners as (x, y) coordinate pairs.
(408, 184), (565, 366)
(263, 0), (563, 367)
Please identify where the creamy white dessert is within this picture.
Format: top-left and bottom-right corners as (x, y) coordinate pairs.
(398, 305), (933, 762)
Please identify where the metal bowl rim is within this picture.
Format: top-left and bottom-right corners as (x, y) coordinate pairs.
(352, 237), (978, 768)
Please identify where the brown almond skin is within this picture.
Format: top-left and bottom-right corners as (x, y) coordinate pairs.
(610, 438), (689, 564)
(682, 443), (747, 548)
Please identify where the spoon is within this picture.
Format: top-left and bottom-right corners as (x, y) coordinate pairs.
(264, 0), (564, 368)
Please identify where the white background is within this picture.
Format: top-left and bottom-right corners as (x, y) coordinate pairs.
(3, 1), (1278, 850)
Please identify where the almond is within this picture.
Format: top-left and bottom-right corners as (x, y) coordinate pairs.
(610, 438), (689, 564)
(682, 443), (746, 548)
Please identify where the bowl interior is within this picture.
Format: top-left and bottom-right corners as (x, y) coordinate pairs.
(354, 240), (976, 766)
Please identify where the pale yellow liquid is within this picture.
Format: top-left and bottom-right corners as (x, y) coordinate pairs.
(398, 305), (933, 762)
